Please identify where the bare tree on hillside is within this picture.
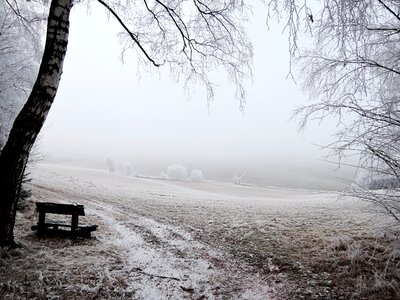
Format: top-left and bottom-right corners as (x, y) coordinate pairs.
(0, 0), (252, 247)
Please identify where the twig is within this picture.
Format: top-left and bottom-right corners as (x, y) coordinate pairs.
(131, 267), (181, 281)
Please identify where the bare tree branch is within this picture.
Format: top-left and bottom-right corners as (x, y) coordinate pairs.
(97, 0), (162, 67)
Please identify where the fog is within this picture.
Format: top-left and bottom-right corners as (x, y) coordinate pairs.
(40, 3), (355, 189)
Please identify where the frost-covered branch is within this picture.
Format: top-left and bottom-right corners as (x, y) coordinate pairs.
(0, 0), (45, 149)
(95, 0), (252, 107)
(268, 0), (400, 224)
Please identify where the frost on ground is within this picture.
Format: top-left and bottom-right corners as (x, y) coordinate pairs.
(1, 163), (273, 299)
(1, 163), (399, 299)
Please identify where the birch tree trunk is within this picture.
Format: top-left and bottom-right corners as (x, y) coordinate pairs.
(0, 0), (73, 247)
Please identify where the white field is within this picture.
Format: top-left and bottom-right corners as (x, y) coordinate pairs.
(5, 163), (385, 299)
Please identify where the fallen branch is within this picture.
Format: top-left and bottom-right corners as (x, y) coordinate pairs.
(131, 267), (181, 281)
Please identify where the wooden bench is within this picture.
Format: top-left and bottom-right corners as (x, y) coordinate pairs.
(31, 202), (98, 238)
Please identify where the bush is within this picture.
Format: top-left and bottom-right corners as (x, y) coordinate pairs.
(17, 187), (32, 211)
(357, 174), (400, 190)
(189, 169), (203, 181)
(106, 158), (115, 173)
(163, 165), (189, 181)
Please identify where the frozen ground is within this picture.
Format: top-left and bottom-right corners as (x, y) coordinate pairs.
(1, 163), (399, 299)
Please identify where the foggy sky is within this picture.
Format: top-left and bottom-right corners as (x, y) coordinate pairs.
(39, 2), (353, 188)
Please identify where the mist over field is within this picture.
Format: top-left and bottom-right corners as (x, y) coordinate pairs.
(43, 155), (354, 191)
(37, 3), (356, 191)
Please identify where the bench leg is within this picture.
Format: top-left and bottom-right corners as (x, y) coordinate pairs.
(71, 213), (79, 237)
(38, 212), (46, 231)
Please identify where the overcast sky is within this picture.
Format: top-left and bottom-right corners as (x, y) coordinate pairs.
(40, 2), (349, 185)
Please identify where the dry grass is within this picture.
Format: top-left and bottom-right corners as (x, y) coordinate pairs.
(4, 195), (399, 300)
(2, 164), (400, 299)
(164, 196), (400, 299)
(0, 199), (134, 299)
(1, 193), (273, 299)
(193, 221), (400, 299)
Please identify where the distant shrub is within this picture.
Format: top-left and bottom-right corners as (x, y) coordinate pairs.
(368, 177), (400, 190)
(164, 164), (188, 181)
(106, 157), (116, 173)
(357, 174), (400, 190)
(189, 169), (203, 181)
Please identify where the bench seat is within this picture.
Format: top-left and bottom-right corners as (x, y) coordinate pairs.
(32, 202), (98, 238)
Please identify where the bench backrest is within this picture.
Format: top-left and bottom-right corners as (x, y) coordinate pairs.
(35, 202), (85, 216)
